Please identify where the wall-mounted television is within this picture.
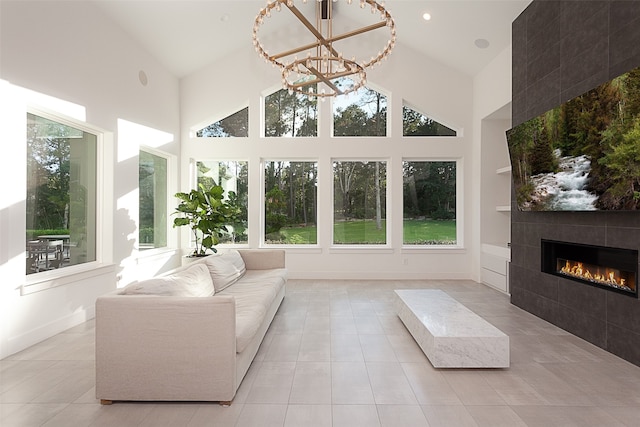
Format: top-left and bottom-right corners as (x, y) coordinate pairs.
(507, 66), (640, 211)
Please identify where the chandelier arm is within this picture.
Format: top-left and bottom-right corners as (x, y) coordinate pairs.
(285, 3), (340, 58)
(305, 65), (344, 94)
(270, 21), (388, 62)
(328, 21), (388, 44)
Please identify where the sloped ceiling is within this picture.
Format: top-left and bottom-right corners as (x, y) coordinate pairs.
(93, 0), (531, 79)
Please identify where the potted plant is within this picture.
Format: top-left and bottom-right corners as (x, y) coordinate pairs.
(173, 183), (240, 258)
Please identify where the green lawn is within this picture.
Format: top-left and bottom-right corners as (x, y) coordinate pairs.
(276, 219), (455, 245)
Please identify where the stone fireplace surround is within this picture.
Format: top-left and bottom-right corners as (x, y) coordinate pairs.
(510, 0), (640, 366)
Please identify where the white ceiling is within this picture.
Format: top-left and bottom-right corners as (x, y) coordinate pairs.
(93, 0), (531, 79)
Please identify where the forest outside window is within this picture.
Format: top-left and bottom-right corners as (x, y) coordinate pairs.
(264, 88), (317, 137)
(264, 161), (318, 245)
(333, 161), (387, 245)
(26, 112), (97, 275)
(196, 160), (248, 244)
(333, 80), (387, 137)
(139, 150), (168, 250)
(403, 161), (457, 245)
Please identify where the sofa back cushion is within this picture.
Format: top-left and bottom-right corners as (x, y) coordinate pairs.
(203, 250), (246, 292)
(121, 263), (215, 297)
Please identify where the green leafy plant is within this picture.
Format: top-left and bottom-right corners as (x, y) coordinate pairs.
(173, 184), (240, 257)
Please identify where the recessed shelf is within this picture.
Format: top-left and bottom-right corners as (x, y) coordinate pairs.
(496, 205), (511, 212)
(496, 166), (511, 175)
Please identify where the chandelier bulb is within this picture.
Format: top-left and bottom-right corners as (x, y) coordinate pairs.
(287, 0), (293, 6)
(360, 0), (366, 9)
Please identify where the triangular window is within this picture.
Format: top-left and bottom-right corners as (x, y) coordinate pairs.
(196, 107), (248, 137)
(402, 105), (456, 136)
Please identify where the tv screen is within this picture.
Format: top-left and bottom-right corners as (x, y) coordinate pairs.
(507, 66), (640, 211)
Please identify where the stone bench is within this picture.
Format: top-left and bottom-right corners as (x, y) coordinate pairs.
(395, 289), (509, 368)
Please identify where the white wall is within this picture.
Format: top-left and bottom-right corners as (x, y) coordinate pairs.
(473, 45), (514, 280)
(180, 43), (477, 280)
(0, 0), (181, 358)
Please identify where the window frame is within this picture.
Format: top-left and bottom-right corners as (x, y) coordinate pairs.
(138, 146), (175, 255)
(261, 158), (320, 248)
(191, 158), (250, 248)
(23, 107), (114, 294)
(330, 158), (391, 250)
(401, 157), (464, 251)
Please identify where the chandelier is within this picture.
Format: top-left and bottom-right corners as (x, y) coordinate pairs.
(252, 0), (396, 98)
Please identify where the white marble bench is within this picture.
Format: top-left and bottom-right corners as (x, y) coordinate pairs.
(395, 289), (509, 368)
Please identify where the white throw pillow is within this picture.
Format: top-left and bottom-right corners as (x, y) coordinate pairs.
(203, 250), (246, 292)
(121, 263), (215, 297)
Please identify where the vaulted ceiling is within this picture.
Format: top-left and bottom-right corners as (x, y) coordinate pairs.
(92, 0), (531, 79)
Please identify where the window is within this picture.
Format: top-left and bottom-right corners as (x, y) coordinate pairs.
(264, 161), (318, 244)
(333, 160), (387, 244)
(333, 80), (387, 137)
(26, 112), (97, 274)
(196, 107), (248, 137)
(402, 105), (456, 136)
(139, 150), (168, 250)
(403, 161), (457, 245)
(264, 88), (318, 137)
(196, 160), (248, 244)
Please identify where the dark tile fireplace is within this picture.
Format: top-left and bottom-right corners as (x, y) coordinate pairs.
(541, 240), (638, 298)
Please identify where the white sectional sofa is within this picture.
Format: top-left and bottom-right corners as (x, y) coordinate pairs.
(95, 249), (286, 405)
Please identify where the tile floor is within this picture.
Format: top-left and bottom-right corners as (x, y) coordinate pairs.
(2, 279), (640, 426)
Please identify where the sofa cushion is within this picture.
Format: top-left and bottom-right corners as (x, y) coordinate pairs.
(203, 250), (246, 292)
(121, 263), (215, 297)
(219, 268), (287, 353)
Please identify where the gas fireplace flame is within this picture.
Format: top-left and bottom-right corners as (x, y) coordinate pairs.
(559, 259), (631, 291)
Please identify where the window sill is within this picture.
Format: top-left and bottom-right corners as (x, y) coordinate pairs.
(329, 246), (394, 254)
(136, 247), (179, 263)
(22, 263), (116, 296)
(401, 246), (466, 254)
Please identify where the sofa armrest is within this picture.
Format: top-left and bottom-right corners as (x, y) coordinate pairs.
(96, 293), (237, 402)
(238, 249), (285, 270)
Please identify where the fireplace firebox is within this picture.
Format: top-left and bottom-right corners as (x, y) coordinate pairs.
(541, 240), (638, 298)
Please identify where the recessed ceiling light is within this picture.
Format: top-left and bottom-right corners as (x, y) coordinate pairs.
(422, 12), (431, 21)
(474, 38), (490, 49)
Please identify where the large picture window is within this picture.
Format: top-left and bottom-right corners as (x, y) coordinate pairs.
(26, 112), (97, 274)
(333, 160), (387, 245)
(264, 161), (318, 244)
(403, 161), (457, 245)
(139, 150), (168, 250)
(196, 160), (248, 244)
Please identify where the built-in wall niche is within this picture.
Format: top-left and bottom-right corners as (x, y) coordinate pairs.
(541, 240), (638, 298)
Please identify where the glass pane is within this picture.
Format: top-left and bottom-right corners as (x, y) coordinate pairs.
(403, 161), (457, 245)
(333, 161), (386, 244)
(402, 105), (456, 136)
(26, 113), (97, 274)
(139, 151), (167, 250)
(196, 160), (248, 244)
(264, 161), (318, 244)
(196, 107), (248, 137)
(264, 88), (317, 137)
(333, 79), (387, 137)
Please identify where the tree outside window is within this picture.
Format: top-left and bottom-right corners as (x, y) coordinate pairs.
(264, 161), (318, 244)
(333, 80), (387, 137)
(265, 88), (317, 137)
(403, 161), (457, 245)
(333, 161), (387, 244)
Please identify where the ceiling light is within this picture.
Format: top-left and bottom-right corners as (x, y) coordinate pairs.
(252, 0), (396, 98)
(422, 12), (431, 21)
